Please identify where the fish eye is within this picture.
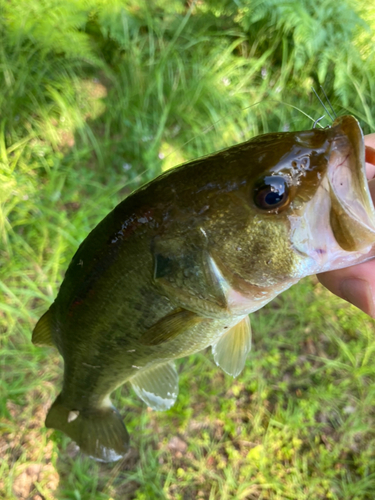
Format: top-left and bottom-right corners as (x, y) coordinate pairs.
(253, 175), (289, 211)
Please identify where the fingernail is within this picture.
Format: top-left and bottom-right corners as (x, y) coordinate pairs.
(340, 278), (375, 318)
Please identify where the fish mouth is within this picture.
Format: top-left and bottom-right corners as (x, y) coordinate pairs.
(328, 115), (375, 251)
(290, 115), (375, 274)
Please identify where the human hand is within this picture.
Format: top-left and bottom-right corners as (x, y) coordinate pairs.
(317, 133), (375, 317)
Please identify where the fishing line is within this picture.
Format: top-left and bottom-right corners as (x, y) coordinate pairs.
(121, 97), (326, 190)
(311, 86), (335, 122)
(313, 115), (325, 128)
(319, 85), (337, 119)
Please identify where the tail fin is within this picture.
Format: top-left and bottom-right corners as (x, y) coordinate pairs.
(45, 394), (129, 462)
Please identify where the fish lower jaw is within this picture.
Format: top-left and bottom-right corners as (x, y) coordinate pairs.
(290, 217), (375, 276)
(289, 172), (375, 276)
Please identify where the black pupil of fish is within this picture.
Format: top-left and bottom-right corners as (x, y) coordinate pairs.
(254, 176), (288, 210)
(265, 190), (283, 205)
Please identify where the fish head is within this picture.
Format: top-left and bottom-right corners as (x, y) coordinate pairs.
(207, 115), (375, 291)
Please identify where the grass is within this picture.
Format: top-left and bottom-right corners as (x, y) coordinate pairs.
(2, 1), (375, 499)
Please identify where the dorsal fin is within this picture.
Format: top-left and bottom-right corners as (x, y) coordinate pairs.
(212, 315), (251, 378)
(32, 308), (55, 347)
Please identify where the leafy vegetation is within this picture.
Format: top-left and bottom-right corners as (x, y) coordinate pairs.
(2, 0), (375, 498)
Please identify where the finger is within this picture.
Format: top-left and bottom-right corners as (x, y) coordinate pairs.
(365, 133), (375, 149)
(365, 134), (375, 179)
(369, 178), (375, 201)
(318, 260), (375, 317)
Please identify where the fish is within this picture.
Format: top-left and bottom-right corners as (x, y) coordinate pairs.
(32, 114), (375, 462)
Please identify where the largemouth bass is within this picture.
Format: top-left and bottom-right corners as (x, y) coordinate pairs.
(33, 115), (375, 462)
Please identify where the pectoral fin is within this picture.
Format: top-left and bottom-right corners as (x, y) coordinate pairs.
(212, 316), (251, 378)
(130, 361), (179, 410)
(140, 308), (202, 346)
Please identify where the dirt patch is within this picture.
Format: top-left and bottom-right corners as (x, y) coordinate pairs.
(167, 436), (188, 456)
(12, 463), (59, 500)
(2, 396), (60, 499)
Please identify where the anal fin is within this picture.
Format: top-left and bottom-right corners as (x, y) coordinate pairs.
(130, 361), (178, 411)
(32, 308), (55, 347)
(212, 315), (251, 378)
